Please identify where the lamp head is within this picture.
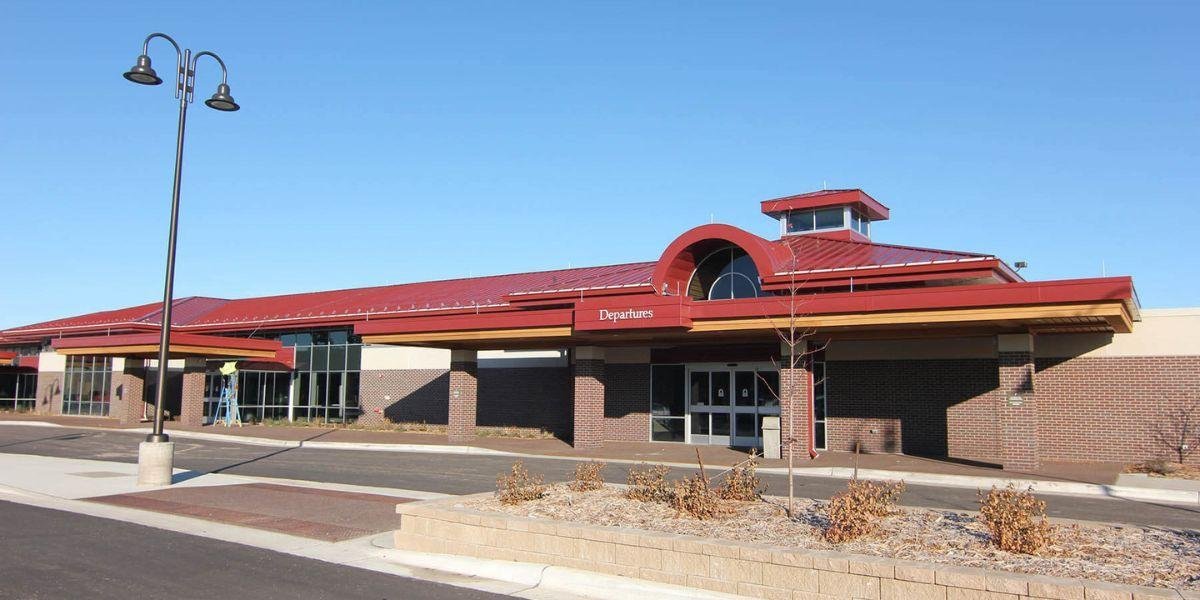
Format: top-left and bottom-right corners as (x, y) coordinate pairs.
(204, 83), (240, 112)
(123, 54), (162, 85)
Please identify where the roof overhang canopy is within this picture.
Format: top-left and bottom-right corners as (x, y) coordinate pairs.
(0, 351), (16, 366)
(354, 277), (1138, 349)
(760, 189), (890, 221)
(51, 332), (282, 360)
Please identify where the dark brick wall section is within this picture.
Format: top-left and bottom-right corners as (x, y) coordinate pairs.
(358, 369), (449, 426)
(825, 359), (1000, 464)
(604, 364), (650, 442)
(448, 361), (478, 443)
(572, 359), (606, 448)
(479, 367), (570, 436)
(1036, 355), (1200, 465)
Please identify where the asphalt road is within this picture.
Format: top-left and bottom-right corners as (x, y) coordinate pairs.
(0, 499), (506, 600)
(1, 425), (1197, 529)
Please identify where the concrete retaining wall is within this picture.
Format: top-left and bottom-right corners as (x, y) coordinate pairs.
(394, 494), (1185, 600)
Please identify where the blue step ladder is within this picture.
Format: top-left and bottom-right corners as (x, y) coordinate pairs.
(212, 362), (242, 427)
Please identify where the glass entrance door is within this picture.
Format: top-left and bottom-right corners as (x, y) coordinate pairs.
(687, 363), (779, 447)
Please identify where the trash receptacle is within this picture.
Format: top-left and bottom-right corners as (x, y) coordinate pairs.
(761, 416), (781, 460)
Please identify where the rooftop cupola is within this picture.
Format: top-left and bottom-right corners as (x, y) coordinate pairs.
(760, 189), (890, 242)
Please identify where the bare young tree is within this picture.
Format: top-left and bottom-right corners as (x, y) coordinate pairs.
(1153, 401), (1200, 464)
(756, 246), (827, 518)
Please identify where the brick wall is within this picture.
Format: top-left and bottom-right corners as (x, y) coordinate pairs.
(999, 351), (1039, 471)
(1035, 355), (1200, 465)
(35, 371), (62, 416)
(572, 359), (605, 448)
(358, 369), (449, 426)
(447, 360), (478, 443)
(179, 361), (206, 427)
(480, 367), (571, 436)
(825, 359), (1000, 464)
(604, 364), (650, 442)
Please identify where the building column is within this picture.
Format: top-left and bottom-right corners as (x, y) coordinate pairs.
(998, 334), (1039, 472)
(448, 350), (478, 444)
(778, 341), (812, 459)
(179, 358), (207, 428)
(114, 359), (148, 425)
(572, 347), (606, 449)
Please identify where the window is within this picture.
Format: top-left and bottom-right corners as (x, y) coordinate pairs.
(813, 359), (827, 450)
(687, 246), (762, 301)
(784, 208), (848, 234)
(650, 365), (686, 442)
(62, 355), (113, 416)
(850, 210), (869, 236)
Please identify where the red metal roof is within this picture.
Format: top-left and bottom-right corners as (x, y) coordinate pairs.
(2, 228), (1016, 339)
(775, 233), (992, 275)
(760, 189), (890, 221)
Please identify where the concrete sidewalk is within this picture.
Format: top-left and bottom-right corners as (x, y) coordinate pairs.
(3, 418), (1194, 505)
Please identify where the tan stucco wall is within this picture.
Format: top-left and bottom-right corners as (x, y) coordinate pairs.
(1037, 308), (1200, 358)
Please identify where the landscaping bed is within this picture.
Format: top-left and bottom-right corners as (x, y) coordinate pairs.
(463, 482), (1199, 591)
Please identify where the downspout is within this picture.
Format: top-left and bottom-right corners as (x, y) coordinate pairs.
(807, 354), (819, 459)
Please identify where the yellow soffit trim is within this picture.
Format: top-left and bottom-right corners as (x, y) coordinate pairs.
(362, 326), (574, 344)
(690, 302), (1132, 333)
(55, 344), (278, 359)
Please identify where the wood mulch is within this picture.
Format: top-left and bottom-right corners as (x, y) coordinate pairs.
(465, 483), (1199, 591)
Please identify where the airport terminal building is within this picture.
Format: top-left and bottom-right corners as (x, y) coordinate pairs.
(2, 189), (1197, 471)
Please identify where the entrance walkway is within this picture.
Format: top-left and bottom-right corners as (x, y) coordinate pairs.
(1, 413), (1125, 485)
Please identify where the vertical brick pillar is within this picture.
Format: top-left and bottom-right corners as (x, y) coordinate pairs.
(778, 341), (811, 460)
(998, 334), (1039, 472)
(115, 359), (148, 425)
(572, 347), (606, 449)
(35, 370), (63, 416)
(179, 358), (207, 428)
(448, 349), (478, 444)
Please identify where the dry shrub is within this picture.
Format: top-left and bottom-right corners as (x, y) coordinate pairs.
(978, 484), (1054, 554)
(669, 473), (732, 520)
(824, 479), (906, 543)
(496, 461), (547, 505)
(717, 451), (763, 501)
(625, 463), (671, 502)
(569, 461), (606, 492)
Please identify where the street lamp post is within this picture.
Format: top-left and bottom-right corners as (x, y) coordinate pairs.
(123, 33), (239, 485)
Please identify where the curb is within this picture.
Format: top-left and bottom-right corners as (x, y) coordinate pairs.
(381, 548), (742, 600)
(1, 420), (1194, 505)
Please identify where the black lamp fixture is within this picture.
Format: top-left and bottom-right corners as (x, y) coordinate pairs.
(123, 54), (162, 85)
(205, 83), (240, 112)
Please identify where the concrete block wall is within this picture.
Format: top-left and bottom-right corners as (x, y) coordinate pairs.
(395, 495), (1182, 600)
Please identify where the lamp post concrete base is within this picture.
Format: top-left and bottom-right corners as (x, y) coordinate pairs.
(137, 441), (175, 486)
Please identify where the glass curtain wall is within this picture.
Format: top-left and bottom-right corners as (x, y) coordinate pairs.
(0, 372), (37, 411)
(204, 371), (291, 423)
(62, 356), (113, 416)
(284, 330), (362, 423)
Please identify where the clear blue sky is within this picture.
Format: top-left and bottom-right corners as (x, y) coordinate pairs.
(2, 1), (1197, 329)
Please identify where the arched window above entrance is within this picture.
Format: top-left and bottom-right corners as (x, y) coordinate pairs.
(687, 246), (763, 301)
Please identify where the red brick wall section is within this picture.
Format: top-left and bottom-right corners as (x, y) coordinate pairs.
(572, 358), (606, 448)
(114, 364), (148, 425)
(603, 364), (650, 442)
(448, 361), (478, 443)
(998, 351), (1039, 472)
(36, 371), (62, 416)
(825, 359), (1000, 463)
(779, 363), (811, 458)
(1036, 355), (1200, 465)
(479, 367), (571, 436)
(179, 362), (207, 427)
(358, 369), (448, 426)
